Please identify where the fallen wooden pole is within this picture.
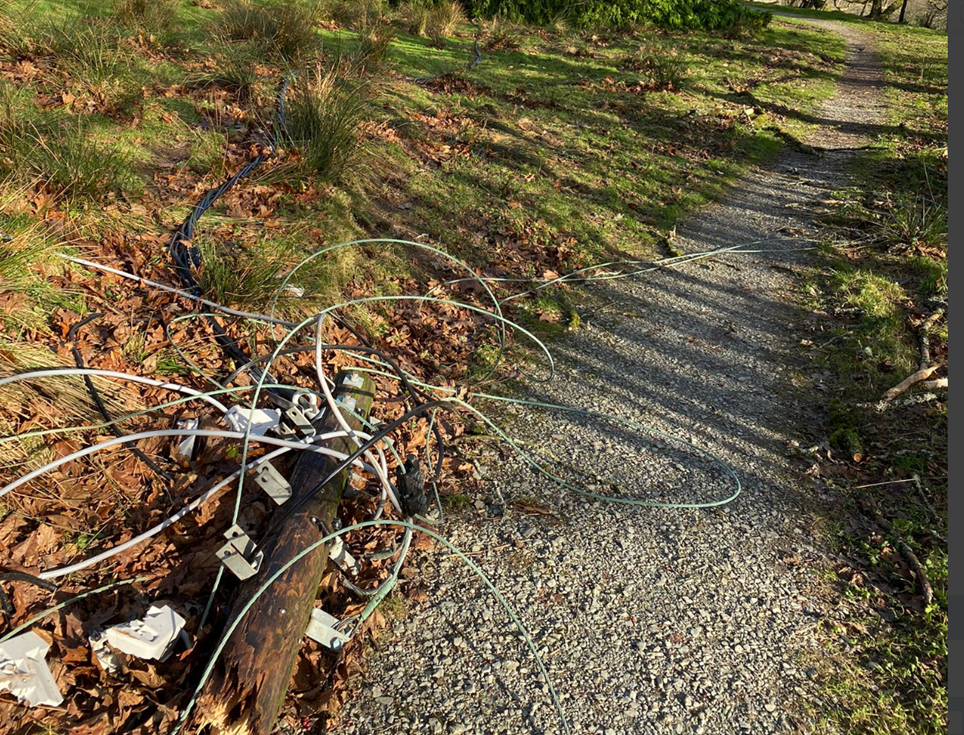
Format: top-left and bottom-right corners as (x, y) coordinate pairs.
(193, 371), (375, 735)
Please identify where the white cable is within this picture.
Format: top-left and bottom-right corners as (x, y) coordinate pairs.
(0, 369), (231, 414)
(0, 429), (383, 501)
(38, 447), (292, 580)
(57, 254), (297, 328)
(314, 314), (402, 514)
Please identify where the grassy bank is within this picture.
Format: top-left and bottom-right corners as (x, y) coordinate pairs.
(771, 9), (948, 735)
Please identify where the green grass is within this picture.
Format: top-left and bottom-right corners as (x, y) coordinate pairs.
(215, 0), (324, 63)
(0, 0), (851, 325)
(785, 8), (948, 734)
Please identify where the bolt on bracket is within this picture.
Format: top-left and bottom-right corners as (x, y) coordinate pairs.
(175, 418), (199, 463)
(216, 525), (263, 580)
(305, 608), (350, 651)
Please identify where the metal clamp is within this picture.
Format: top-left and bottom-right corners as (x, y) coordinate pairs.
(305, 609), (350, 651)
(282, 405), (316, 438)
(329, 537), (360, 576)
(292, 392), (321, 420)
(216, 525), (263, 580)
(336, 372), (365, 414)
(251, 462), (291, 505)
(175, 418), (199, 463)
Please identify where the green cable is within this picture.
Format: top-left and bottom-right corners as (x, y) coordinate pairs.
(268, 238), (511, 385)
(171, 520), (570, 735)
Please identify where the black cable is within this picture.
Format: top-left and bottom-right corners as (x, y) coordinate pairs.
(67, 314), (175, 484)
(168, 77), (294, 398)
(282, 399), (450, 526)
(0, 571), (57, 617)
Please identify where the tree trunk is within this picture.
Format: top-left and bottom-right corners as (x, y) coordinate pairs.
(898, 0), (909, 22)
(192, 371), (375, 735)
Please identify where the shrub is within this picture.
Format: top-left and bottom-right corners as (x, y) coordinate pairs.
(281, 63), (369, 182)
(217, 0), (321, 62)
(469, 0), (771, 32)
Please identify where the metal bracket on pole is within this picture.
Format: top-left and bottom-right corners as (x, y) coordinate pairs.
(337, 372), (366, 415)
(305, 609), (350, 651)
(175, 418), (199, 463)
(329, 536), (360, 576)
(282, 405), (316, 438)
(251, 462), (292, 505)
(216, 525), (263, 580)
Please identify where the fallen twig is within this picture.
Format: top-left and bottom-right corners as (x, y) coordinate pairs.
(919, 378), (947, 391)
(882, 364), (941, 402)
(864, 496), (933, 607)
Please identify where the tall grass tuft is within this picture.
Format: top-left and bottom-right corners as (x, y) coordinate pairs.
(194, 231), (342, 315)
(187, 41), (260, 99)
(481, 17), (521, 51)
(881, 193), (948, 252)
(281, 63), (370, 183)
(48, 20), (143, 114)
(621, 46), (688, 90)
(217, 0), (321, 63)
(431, 1), (465, 36)
(325, 0), (386, 31)
(399, 1), (465, 39)
(114, 0), (182, 43)
(0, 87), (135, 203)
(355, 22), (396, 71)
(0, 221), (52, 294)
(196, 237), (293, 311)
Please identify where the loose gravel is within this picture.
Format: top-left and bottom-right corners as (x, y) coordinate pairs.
(331, 19), (887, 735)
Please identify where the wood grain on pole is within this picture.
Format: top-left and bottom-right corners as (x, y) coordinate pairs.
(193, 372), (375, 735)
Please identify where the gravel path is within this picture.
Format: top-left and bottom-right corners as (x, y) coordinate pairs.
(331, 19), (887, 735)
